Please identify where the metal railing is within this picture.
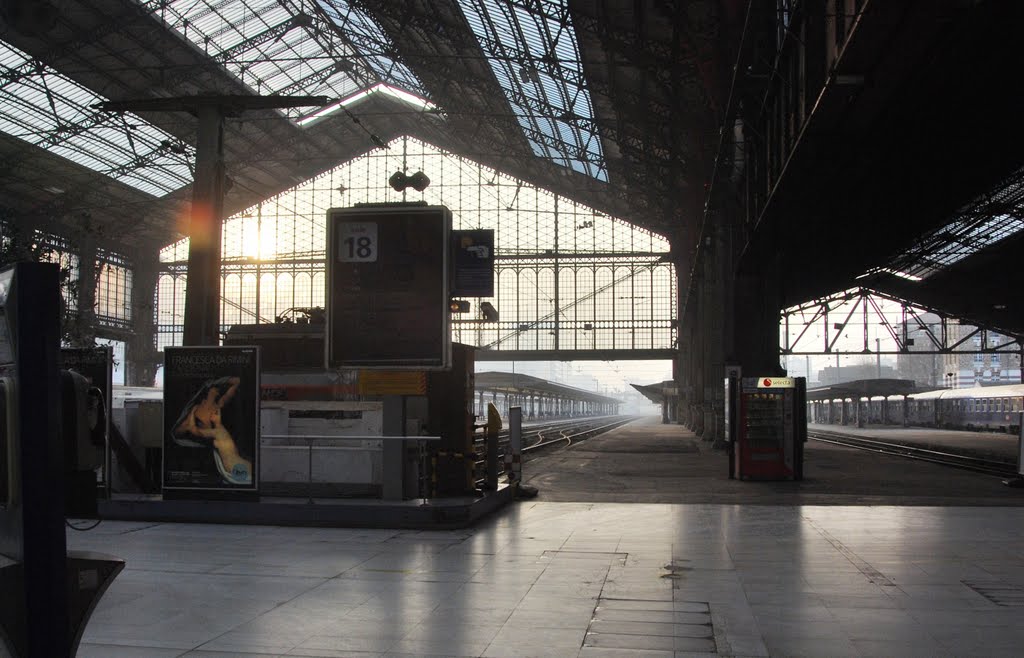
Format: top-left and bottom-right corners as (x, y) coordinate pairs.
(261, 434), (440, 503)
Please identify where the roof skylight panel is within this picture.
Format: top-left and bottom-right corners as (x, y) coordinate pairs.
(0, 41), (194, 195)
(316, 0), (424, 93)
(458, 0), (607, 181)
(146, 0), (427, 121)
(926, 215), (1024, 269)
(875, 200), (1024, 282)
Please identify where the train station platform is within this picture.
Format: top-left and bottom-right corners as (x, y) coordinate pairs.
(526, 416), (1024, 506)
(808, 423), (1019, 462)
(69, 417), (1024, 657)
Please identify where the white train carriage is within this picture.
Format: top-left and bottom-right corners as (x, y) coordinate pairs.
(905, 384), (1024, 433)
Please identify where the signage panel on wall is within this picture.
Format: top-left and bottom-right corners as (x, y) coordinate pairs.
(327, 204), (452, 369)
(451, 229), (494, 298)
(358, 371), (428, 396)
(755, 376), (796, 389)
(162, 346), (260, 492)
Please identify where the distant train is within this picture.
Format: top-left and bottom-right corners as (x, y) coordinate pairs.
(903, 384), (1024, 433)
(810, 384), (1024, 434)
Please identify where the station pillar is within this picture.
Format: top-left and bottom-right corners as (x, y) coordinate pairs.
(675, 192), (768, 442)
(127, 249), (161, 386)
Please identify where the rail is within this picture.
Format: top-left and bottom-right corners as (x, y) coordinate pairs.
(807, 428), (1017, 477)
(465, 416), (633, 489)
(523, 416), (638, 453)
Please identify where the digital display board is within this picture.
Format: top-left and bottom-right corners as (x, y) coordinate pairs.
(327, 205), (451, 369)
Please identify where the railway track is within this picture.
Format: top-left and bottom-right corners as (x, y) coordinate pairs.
(807, 428), (1019, 477)
(468, 416), (636, 489)
(522, 416), (638, 453)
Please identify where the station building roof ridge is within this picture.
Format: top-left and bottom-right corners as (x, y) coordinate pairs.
(631, 381), (676, 404)
(475, 371), (619, 404)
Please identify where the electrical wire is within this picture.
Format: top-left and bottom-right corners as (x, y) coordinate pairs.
(66, 517), (102, 531)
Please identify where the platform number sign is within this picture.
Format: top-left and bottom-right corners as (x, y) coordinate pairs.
(337, 222), (378, 262)
(327, 205), (452, 369)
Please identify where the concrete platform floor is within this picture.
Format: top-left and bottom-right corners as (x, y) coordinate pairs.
(525, 416), (1024, 505)
(56, 417), (1024, 657)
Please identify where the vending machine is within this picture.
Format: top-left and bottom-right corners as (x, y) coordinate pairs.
(726, 375), (806, 480)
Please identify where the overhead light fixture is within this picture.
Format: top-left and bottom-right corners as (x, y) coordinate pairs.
(388, 170), (430, 192)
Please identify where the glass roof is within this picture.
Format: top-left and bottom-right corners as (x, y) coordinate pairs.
(297, 82), (436, 126)
(0, 41), (195, 196)
(458, 0), (608, 181)
(874, 166), (1024, 281)
(145, 0), (426, 122)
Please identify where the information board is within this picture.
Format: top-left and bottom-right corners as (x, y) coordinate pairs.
(163, 346), (260, 492)
(451, 229), (494, 297)
(327, 205), (451, 369)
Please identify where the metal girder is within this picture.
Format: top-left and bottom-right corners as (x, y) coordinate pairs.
(6, 0), (165, 74)
(482, 259), (666, 350)
(474, 348), (676, 361)
(213, 13), (307, 67)
(278, 0), (380, 91)
(781, 288), (1024, 356)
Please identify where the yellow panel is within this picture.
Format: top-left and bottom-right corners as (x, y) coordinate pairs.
(358, 371), (427, 395)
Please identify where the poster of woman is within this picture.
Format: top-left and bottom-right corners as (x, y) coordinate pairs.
(162, 346), (259, 492)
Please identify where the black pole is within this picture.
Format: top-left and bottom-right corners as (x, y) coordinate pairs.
(182, 105), (226, 346)
(12, 263), (68, 656)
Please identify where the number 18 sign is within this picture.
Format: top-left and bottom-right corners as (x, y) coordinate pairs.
(326, 205), (452, 369)
(337, 222), (378, 262)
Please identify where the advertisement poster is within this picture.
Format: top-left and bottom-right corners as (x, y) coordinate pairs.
(60, 346), (112, 495)
(163, 346), (260, 492)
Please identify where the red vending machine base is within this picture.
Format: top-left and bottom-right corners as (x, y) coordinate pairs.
(726, 376), (805, 481)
